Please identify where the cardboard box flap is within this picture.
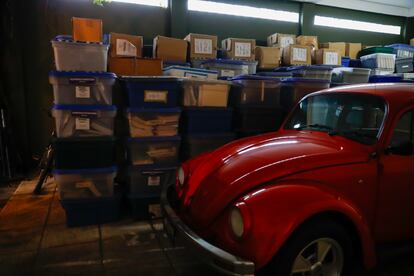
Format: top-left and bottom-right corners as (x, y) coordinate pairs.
(153, 36), (188, 62)
(72, 17), (103, 43)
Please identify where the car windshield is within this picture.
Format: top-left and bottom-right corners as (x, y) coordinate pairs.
(284, 93), (386, 145)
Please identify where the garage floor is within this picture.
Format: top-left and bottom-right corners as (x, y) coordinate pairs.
(1, 180), (414, 276)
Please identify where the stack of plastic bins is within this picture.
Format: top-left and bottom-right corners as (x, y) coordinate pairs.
(230, 75), (285, 138)
(199, 59), (258, 79)
(360, 53), (396, 75)
(280, 78), (331, 112)
(180, 78), (234, 160)
(119, 76), (181, 219)
(331, 67), (371, 84)
(385, 44), (414, 73)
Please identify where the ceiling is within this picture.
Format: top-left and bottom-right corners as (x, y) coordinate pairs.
(295, 0), (414, 17)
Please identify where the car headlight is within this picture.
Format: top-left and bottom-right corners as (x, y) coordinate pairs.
(230, 206), (244, 238)
(178, 167), (185, 187)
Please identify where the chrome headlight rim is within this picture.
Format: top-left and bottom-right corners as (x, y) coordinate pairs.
(178, 166), (185, 187)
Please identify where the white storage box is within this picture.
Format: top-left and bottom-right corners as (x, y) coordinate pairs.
(49, 71), (116, 105)
(52, 105), (116, 138)
(51, 35), (109, 72)
(126, 108), (181, 137)
(201, 59), (257, 79)
(163, 66), (218, 80)
(182, 79), (231, 107)
(361, 53), (396, 70)
(54, 167), (116, 199)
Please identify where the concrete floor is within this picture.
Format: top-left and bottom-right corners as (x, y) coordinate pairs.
(0, 179), (414, 276)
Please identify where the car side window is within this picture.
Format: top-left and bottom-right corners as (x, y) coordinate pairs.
(390, 110), (414, 150)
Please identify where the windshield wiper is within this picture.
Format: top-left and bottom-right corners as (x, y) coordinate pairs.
(297, 124), (333, 131)
(329, 129), (378, 144)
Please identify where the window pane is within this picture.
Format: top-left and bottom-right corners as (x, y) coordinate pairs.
(390, 112), (413, 147)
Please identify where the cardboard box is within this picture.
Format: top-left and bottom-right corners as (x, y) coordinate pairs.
(222, 38), (256, 60)
(320, 42), (346, 57)
(314, 49), (341, 65)
(109, 57), (162, 76)
(411, 39), (414, 46)
(184, 33), (217, 59)
(282, 44), (311, 65)
(346, 43), (362, 59)
(153, 36), (188, 63)
(297, 35), (318, 50)
(110, 33), (143, 58)
(267, 33), (296, 48)
(255, 46), (281, 69)
(72, 17), (102, 43)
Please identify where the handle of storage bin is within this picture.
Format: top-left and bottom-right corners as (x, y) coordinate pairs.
(69, 77), (97, 85)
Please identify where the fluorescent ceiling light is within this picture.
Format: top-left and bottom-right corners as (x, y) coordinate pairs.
(314, 15), (401, 35)
(188, 0), (299, 23)
(110, 0), (168, 8)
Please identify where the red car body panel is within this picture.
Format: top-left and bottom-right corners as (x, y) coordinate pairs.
(175, 83), (414, 270)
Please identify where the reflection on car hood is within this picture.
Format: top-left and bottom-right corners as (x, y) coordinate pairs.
(182, 131), (371, 229)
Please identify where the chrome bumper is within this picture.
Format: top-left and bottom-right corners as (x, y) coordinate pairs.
(160, 184), (255, 276)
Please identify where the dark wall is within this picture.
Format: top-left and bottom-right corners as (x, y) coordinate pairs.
(2, 0), (413, 171)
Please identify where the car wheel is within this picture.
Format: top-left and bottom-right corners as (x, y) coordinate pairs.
(258, 219), (354, 276)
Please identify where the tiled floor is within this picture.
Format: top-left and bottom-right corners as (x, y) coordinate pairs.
(1, 179), (414, 276)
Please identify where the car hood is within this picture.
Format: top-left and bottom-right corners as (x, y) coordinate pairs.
(182, 131), (372, 229)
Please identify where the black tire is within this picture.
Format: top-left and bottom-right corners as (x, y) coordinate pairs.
(258, 219), (354, 276)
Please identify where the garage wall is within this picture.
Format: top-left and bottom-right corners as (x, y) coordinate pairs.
(2, 0), (413, 172)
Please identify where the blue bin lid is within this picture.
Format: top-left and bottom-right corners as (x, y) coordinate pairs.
(386, 44), (414, 50)
(201, 59), (248, 65)
(127, 135), (181, 142)
(282, 77), (331, 84)
(52, 104), (117, 111)
(231, 74), (283, 81)
(255, 72), (292, 77)
(286, 65), (335, 71)
(49, 71), (116, 79)
(369, 75), (403, 82)
(126, 107), (181, 113)
(163, 66), (218, 74)
(53, 34), (110, 45)
(163, 61), (191, 67)
(128, 164), (178, 172)
(53, 166), (117, 175)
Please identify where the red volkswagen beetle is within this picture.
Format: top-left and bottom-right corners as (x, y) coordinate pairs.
(162, 83), (414, 276)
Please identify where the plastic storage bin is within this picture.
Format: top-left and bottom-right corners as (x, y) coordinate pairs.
(49, 71), (116, 105)
(181, 133), (235, 160)
(120, 77), (181, 108)
(61, 191), (121, 227)
(52, 105), (116, 138)
(234, 106), (286, 133)
(358, 47), (393, 58)
(286, 65), (333, 80)
(395, 57), (414, 73)
(387, 44), (414, 58)
(361, 53), (396, 70)
(331, 67), (371, 84)
(369, 75), (403, 83)
(255, 72), (292, 79)
(128, 194), (161, 219)
(201, 59), (257, 79)
(231, 75), (282, 107)
(163, 66), (218, 80)
(280, 78), (331, 110)
(182, 79), (231, 107)
(341, 57), (351, 67)
(127, 136), (180, 165)
(51, 35), (109, 72)
(127, 165), (176, 195)
(53, 137), (115, 169)
(126, 108), (181, 137)
(180, 108), (233, 134)
(370, 69), (395, 76)
(54, 167), (117, 199)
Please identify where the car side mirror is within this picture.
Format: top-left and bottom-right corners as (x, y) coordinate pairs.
(386, 140), (414, 156)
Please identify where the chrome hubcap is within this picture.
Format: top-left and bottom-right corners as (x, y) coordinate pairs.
(290, 238), (344, 276)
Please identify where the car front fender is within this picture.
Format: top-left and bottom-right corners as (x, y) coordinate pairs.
(211, 183), (376, 270)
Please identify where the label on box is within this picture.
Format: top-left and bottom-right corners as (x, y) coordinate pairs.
(194, 38), (213, 54)
(280, 36), (295, 48)
(75, 117), (90, 130)
(144, 90), (168, 103)
(235, 42), (251, 57)
(116, 38), (137, 57)
(75, 86), (91, 98)
(147, 175), (161, 186)
(325, 52), (339, 65)
(292, 48), (307, 62)
(221, 69), (235, 77)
